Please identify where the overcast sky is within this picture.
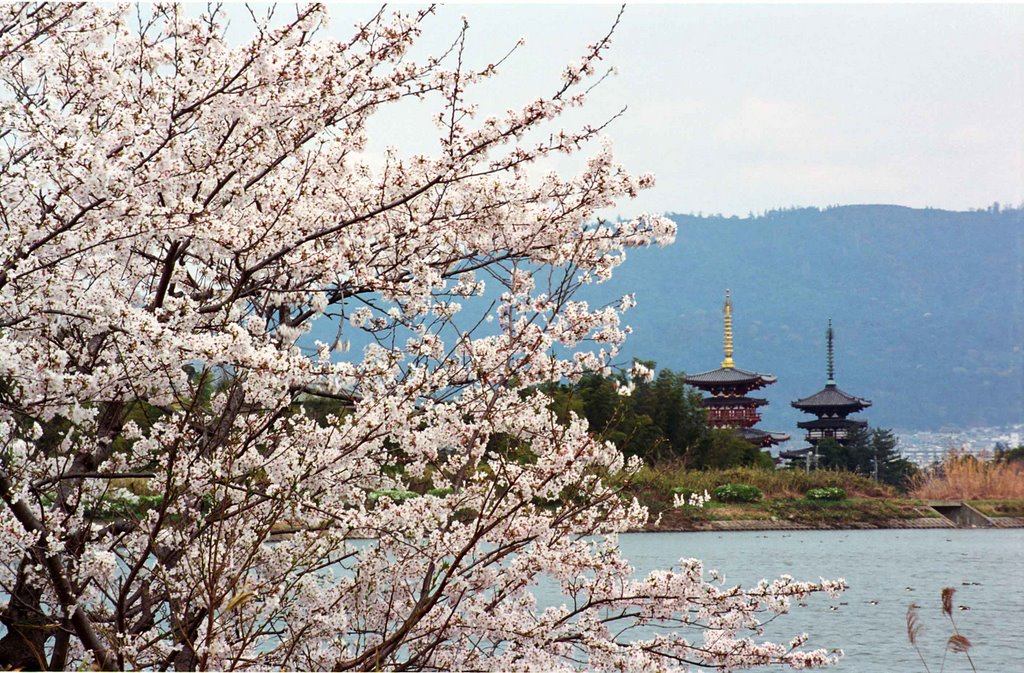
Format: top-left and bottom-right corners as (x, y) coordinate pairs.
(252, 4), (1024, 218)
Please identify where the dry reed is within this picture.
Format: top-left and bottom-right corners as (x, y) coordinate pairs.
(906, 587), (977, 673)
(910, 452), (1024, 500)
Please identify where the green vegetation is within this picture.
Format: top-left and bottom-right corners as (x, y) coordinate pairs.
(96, 493), (164, 518)
(368, 489), (419, 505)
(645, 493), (940, 531)
(764, 498), (915, 526)
(967, 500), (1024, 518)
(610, 462), (917, 529)
(545, 366), (772, 469)
(713, 483), (762, 503)
(616, 463), (891, 500)
(806, 487), (846, 501)
(798, 429), (918, 489)
(994, 444), (1024, 464)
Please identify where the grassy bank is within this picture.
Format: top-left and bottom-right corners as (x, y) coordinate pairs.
(618, 464), (892, 499)
(968, 499), (1024, 518)
(616, 465), (947, 530)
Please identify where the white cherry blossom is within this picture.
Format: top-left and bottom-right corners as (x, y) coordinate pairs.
(0, 4), (841, 671)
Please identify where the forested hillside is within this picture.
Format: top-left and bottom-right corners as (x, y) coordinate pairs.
(584, 205), (1022, 433)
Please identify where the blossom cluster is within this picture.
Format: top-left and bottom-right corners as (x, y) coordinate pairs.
(673, 489), (712, 509)
(0, 5), (840, 671)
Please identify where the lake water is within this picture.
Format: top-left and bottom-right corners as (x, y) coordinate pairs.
(13, 528), (1012, 669)
(595, 529), (1024, 671)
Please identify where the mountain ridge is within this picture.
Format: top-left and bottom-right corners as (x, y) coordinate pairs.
(304, 204), (1022, 441)
(584, 204), (1023, 437)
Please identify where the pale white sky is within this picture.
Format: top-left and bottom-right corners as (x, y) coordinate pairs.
(237, 3), (1024, 217)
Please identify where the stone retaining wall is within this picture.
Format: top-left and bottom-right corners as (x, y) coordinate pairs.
(991, 517), (1024, 528)
(648, 516), (1024, 532)
(649, 516), (1010, 532)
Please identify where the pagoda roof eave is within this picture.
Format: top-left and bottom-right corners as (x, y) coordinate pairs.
(738, 427), (790, 447)
(685, 366), (777, 387)
(778, 447), (814, 459)
(796, 418), (869, 430)
(791, 383), (871, 410)
(701, 396), (769, 408)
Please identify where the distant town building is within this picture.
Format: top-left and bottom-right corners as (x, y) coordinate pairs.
(782, 320), (871, 463)
(684, 290), (789, 447)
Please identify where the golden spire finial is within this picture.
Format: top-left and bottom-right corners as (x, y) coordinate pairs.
(721, 289), (735, 369)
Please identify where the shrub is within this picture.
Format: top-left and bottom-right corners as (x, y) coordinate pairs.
(97, 493), (164, 518)
(713, 483), (762, 503)
(368, 489), (419, 505)
(805, 487), (846, 501)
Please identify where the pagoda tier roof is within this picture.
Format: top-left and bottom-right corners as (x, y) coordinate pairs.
(685, 366), (776, 388)
(738, 427), (790, 447)
(701, 396), (768, 408)
(778, 447), (814, 459)
(796, 417), (868, 430)
(791, 384), (871, 412)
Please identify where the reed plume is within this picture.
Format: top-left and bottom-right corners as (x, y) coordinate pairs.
(940, 586), (977, 673)
(940, 587), (954, 617)
(906, 603), (931, 673)
(907, 588), (978, 673)
(946, 634), (972, 654)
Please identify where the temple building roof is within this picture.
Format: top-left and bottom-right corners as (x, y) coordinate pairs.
(792, 384), (872, 412)
(686, 367), (776, 387)
(738, 427), (790, 447)
(778, 446), (814, 460)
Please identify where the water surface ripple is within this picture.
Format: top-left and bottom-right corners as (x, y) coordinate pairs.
(606, 529), (1023, 671)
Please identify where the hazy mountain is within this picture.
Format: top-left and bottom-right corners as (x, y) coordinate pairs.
(306, 204), (1022, 440)
(580, 205), (1023, 436)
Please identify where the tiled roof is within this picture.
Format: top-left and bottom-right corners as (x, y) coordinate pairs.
(791, 384), (871, 411)
(685, 366), (777, 386)
(738, 427), (790, 446)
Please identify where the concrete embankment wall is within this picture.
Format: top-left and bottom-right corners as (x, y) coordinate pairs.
(652, 516), (1024, 532)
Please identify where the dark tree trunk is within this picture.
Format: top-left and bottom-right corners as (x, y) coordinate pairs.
(0, 561), (51, 670)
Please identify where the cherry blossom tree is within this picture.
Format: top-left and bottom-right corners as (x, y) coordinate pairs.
(0, 4), (842, 670)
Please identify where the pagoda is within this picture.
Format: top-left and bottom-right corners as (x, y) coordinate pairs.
(790, 319), (871, 446)
(685, 290), (789, 447)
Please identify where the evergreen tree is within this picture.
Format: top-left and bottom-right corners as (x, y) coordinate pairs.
(866, 428), (918, 489)
(545, 364), (772, 469)
(689, 429), (774, 470)
(810, 428), (917, 488)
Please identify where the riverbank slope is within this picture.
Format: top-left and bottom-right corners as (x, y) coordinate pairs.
(638, 498), (1024, 532)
